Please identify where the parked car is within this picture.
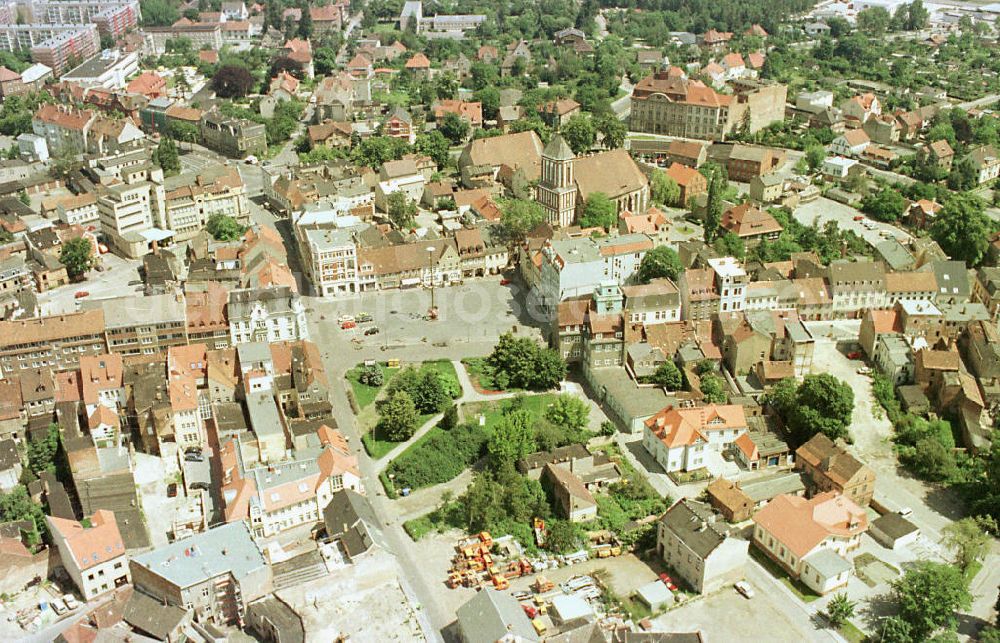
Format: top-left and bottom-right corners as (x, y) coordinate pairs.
(184, 446), (202, 455)
(184, 453), (204, 462)
(50, 598), (67, 615)
(74, 291), (89, 299)
(364, 326), (379, 336)
(856, 365), (872, 375)
(735, 581), (755, 599)
(338, 314), (355, 323)
(500, 278), (511, 286)
(658, 573), (678, 591)
(341, 320), (356, 330)
(189, 481), (209, 491)
(846, 351), (861, 360)
(853, 215), (865, 221)
(356, 312), (372, 323)
(62, 594), (79, 610)
(898, 507), (913, 518)
(167, 483), (178, 498)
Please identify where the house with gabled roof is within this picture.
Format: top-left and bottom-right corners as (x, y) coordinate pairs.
(795, 434), (876, 507)
(656, 498), (748, 593)
(643, 404), (748, 473)
(47, 509), (129, 600)
(752, 492), (866, 594)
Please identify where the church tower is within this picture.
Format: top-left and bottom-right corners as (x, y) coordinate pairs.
(536, 133), (577, 228)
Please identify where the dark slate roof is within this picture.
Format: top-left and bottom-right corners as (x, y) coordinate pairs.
(322, 489), (389, 559)
(123, 589), (190, 640)
(456, 588), (539, 643)
(657, 498), (731, 559)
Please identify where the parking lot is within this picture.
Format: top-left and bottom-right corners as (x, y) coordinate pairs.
(793, 195), (912, 246)
(652, 566), (839, 642)
(36, 253), (143, 316)
(307, 278), (546, 351)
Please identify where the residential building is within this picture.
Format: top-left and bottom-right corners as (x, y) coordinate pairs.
(623, 279), (681, 325)
(718, 203), (782, 246)
(163, 165), (249, 242)
(706, 477), (755, 522)
(665, 162), (707, 205)
(95, 163), (167, 259)
(711, 143), (785, 182)
(83, 293), (187, 357)
(926, 139), (954, 171)
(0, 310), (106, 375)
(630, 73), (786, 140)
(642, 404), (748, 473)
(456, 588), (539, 643)
(538, 234), (653, 313)
(873, 332), (914, 385)
(749, 173), (783, 203)
(796, 433), (876, 507)
(752, 492), (867, 594)
(969, 145), (1000, 185)
(322, 489), (389, 561)
(55, 193), (99, 226)
(830, 129), (870, 157)
(828, 259), (886, 317)
(23, 25), (101, 75)
(143, 24), (222, 55)
(32, 104), (95, 156)
(543, 462), (597, 522)
(200, 111), (266, 159)
(129, 522), (272, 627)
(220, 426), (362, 537)
(47, 510), (129, 600)
(656, 498), (748, 593)
(227, 286), (309, 345)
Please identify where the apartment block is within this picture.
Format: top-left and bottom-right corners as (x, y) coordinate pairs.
(200, 111), (266, 160)
(227, 286), (309, 345)
(47, 510), (130, 600)
(0, 310), (107, 375)
(82, 293), (188, 357)
(163, 165), (249, 242)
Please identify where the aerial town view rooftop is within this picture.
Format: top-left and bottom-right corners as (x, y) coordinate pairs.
(0, 0), (998, 640)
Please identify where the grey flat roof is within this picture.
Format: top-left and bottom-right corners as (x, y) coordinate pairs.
(131, 522), (266, 590)
(803, 548), (851, 578)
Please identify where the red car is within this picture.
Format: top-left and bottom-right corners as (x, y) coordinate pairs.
(853, 215), (865, 222)
(521, 604), (537, 619)
(340, 320), (356, 330)
(500, 278), (511, 286)
(659, 573), (678, 591)
(74, 291), (89, 299)
(846, 351), (861, 360)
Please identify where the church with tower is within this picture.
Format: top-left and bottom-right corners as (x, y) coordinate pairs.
(535, 132), (651, 229)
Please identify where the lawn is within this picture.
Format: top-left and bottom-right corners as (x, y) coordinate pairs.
(749, 548), (821, 603)
(461, 357), (502, 392)
(462, 393), (561, 431)
(384, 422), (488, 492)
(346, 362), (393, 410)
(839, 621), (866, 643)
(361, 431), (400, 460)
(403, 515), (434, 540)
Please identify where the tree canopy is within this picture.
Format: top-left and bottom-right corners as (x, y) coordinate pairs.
(376, 390), (419, 442)
(931, 193), (991, 266)
(206, 214), (245, 241)
(211, 65), (255, 98)
(59, 237), (93, 281)
(886, 561), (972, 642)
(766, 375), (854, 446)
(487, 333), (566, 391)
(578, 193), (617, 230)
(637, 246), (682, 283)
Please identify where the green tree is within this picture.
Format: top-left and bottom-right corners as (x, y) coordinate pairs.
(141, 0), (180, 26)
(942, 516), (997, 572)
(359, 364), (384, 387)
(947, 155), (978, 191)
(351, 135), (411, 168)
(545, 520), (579, 553)
(579, 192), (618, 229)
(890, 561), (972, 641)
(562, 113), (596, 154)
(168, 120), (199, 143)
(637, 246), (682, 283)
(825, 593), (856, 628)
(862, 188), (907, 222)
(376, 390), (419, 442)
(651, 361), (683, 391)
(651, 171), (681, 206)
(497, 199), (545, 243)
(931, 193), (990, 266)
(412, 369), (451, 414)
(439, 112), (469, 144)
(713, 232), (746, 260)
(415, 130), (450, 169)
(206, 214), (245, 241)
(767, 375), (854, 446)
(386, 191), (418, 230)
(700, 372), (727, 404)
(857, 6), (891, 35)
(596, 114), (626, 149)
(26, 423), (60, 477)
(59, 237), (93, 280)
(475, 86), (501, 121)
(544, 394), (590, 433)
(805, 144), (826, 171)
(907, 0), (929, 29)
(704, 170), (724, 243)
(297, 6), (313, 38)
(487, 410), (535, 466)
(487, 333), (566, 390)
(0, 486), (46, 545)
(153, 136), (181, 176)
